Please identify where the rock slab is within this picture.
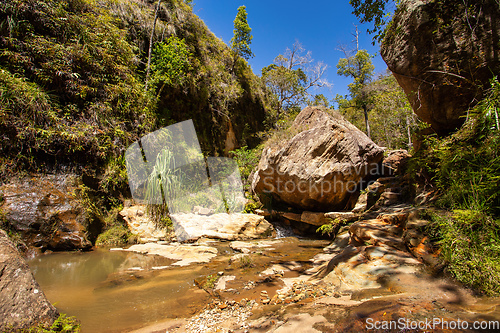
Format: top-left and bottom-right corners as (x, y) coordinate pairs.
(123, 242), (218, 266)
(171, 213), (274, 242)
(0, 229), (59, 330)
(251, 106), (384, 211)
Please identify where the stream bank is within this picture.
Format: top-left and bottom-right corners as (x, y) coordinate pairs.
(28, 202), (500, 333)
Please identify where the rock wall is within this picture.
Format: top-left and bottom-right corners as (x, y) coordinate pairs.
(381, 0), (500, 133)
(0, 174), (92, 254)
(0, 229), (59, 330)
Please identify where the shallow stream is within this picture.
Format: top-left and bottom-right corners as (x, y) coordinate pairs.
(28, 237), (329, 332)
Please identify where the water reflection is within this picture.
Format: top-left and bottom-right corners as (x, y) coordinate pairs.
(28, 238), (330, 333)
(28, 249), (206, 333)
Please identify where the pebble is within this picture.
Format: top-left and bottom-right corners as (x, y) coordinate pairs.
(185, 301), (253, 333)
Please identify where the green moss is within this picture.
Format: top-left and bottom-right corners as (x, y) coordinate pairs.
(95, 225), (137, 247)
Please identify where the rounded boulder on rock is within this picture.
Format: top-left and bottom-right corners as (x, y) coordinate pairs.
(251, 106), (384, 211)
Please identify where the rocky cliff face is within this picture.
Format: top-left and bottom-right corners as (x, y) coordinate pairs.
(0, 175), (93, 254)
(0, 229), (59, 330)
(381, 0), (500, 133)
(251, 106), (384, 211)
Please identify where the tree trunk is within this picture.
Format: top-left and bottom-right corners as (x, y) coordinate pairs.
(406, 115), (413, 149)
(363, 105), (371, 139)
(145, 0), (161, 92)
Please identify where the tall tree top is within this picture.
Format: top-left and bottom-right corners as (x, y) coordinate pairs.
(230, 5), (254, 60)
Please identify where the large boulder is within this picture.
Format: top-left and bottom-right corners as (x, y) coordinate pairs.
(0, 175), (92, 253)
(0, 229), (59, 330)
(381, 0), (500, 133)
(251, 106), (384, 211)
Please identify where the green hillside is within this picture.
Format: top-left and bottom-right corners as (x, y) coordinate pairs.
(0, 0), (269, 181)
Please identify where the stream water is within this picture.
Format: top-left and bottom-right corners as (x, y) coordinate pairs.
(28, 237), (329, 333)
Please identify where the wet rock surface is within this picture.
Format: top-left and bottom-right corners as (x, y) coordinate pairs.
(118, 242), (218, 267)
(0, 174), (92, 253)
(0, 229), (59, 330)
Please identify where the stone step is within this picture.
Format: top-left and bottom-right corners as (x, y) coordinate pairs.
(349, 219), (405, 251)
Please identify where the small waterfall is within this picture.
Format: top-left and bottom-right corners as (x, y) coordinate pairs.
(273, 222), (297, 239)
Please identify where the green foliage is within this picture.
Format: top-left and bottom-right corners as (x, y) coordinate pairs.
(99, 155), (129, 195)
(230, 146), (263, 184)
(262, 41), (329, 126)
(338, 72), (419, 149)
(238, 255), (254, 268)
(309, 94), (330, 108)
(337, 50), (374, 89)
(409, 77), (500, 295)
(95, 205), (139, 246)
(150, 36), (193, 93)
(6, 313), (81, 333)
(426, 210), (500, 296)
(95, 225), (137, 247)
(316, 218), (342, 237)
(411, 79), (500, 215)
(230, 6), (254, 60)
(336, 49), (375, 138)
(243, 200), (261, 214)
(0, 0), (154, 177)
(350, 0), (395, 43)
(0, 0), (269, 178)
(144, 148), (182, 224)
(262, 64), (307, 120)
(203, 273), (218, 290)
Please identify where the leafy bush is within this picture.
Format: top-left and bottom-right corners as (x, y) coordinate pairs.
(426, 210), (500, 296)
(410, 77), (500, 295)
(230, 145), (263, 184)
(411, 78), (500, 215)
(95, 225), (137, 247)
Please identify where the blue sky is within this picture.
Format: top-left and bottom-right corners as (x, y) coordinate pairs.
(192, 0), (389, 105)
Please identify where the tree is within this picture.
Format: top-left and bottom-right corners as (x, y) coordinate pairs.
(150, 36), (192, 96)
(230, 6), (254, 60)
(310, 94), (330, 108)
(367, 72), (418, 149)
(349, 0), (395, 43)
(337, 71), (419, 149)
(145, 0), (162, 91)
(337, 49), (375, 138)
(262, 41), (330, 123)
